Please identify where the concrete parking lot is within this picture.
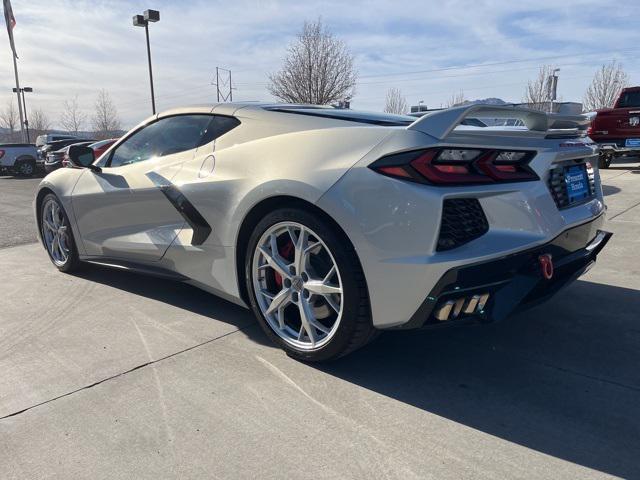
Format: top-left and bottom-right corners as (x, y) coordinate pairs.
(1, 161), (639, 479)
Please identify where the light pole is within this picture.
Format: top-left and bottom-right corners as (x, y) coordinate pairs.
(13, 86), (33, 143)
(133, 9), (160, 115)
(548, 68), (560, 114)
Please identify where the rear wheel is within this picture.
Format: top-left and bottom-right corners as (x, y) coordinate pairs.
(598, 153), (612, 169)
(245, 208), (375, 361)
(40, 194), (80, 272)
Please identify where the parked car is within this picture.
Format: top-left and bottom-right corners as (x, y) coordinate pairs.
(588, 86), (640, 168)
(87, 138), (119, 163)
(45, 141), (96, 173)
(35, 134), (78, 148)
(0, 143), (39, 177)
(35, 103), (611, 361)
(40, 138), (94, 169)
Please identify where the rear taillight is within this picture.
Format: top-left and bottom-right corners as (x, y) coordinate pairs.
(370, 148), (538, 185)
(0, 149), (4, 159)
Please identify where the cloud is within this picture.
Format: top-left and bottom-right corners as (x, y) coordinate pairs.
(1, 0), (639, 129)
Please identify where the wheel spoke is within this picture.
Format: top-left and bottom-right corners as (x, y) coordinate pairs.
(304, 280), (341, 296)
(43, 219), (56, 232)
(292, 227), (308, 275)
(297, 299), (318, 346)
(324, 294), (341, 314)
(265, 288), (291, 317)
(258, 245), (291, 280)
(51, 203), (60, 228)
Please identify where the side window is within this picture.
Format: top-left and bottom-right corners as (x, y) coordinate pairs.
(199, 115), (241, 146)
(108, 115), (215, 168)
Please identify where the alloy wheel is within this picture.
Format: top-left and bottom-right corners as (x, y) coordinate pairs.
(252, 221), (344, 350)
(42, 199), (70, 266)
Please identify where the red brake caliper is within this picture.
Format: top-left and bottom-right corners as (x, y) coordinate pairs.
(274, 240), (295, 288)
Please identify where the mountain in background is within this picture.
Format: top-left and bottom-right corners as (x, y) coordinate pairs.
(459, 97), (510, 106)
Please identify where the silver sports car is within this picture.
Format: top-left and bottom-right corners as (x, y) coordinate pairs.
(35, 103), (611, 361)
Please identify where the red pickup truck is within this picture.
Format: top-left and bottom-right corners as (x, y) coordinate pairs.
(588, 86), (640, 168)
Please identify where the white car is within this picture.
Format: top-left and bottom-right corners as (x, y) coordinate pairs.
(35, 103), (611, 361)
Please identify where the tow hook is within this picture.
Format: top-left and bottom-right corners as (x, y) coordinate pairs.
(538, 254), (554, 280)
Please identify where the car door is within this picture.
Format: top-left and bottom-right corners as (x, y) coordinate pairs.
(71, 114), (215, 262)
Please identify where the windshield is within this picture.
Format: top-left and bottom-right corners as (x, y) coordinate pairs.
(617, 91), (640, 108)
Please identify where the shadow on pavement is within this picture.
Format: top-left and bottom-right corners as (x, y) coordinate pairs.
(73, 265), (270, 347)
(601, 184), (621, 196)
(319, 279), (640, 478)
(70, 264), (640, 477)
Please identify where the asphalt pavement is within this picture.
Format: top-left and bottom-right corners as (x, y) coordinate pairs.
(1, 161), (639, 479)
(0, 172), (44, 248)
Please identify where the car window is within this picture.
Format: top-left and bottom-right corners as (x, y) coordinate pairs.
(617, 91), (640, 108)
(108, 114), (239, 168)
(200, 115), (241, 145)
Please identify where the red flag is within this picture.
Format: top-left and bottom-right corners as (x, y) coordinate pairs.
(3, 0), (17, 58)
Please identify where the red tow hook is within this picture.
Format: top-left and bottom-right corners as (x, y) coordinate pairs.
(538, 254), (554, 280)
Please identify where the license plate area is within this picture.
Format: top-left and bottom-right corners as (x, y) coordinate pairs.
(564, 164), (590, 205)
(548, 160), (596, 210)
(625, 138), (640, 147)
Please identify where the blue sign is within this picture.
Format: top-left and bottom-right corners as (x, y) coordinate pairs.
(564, 165), (588, 204)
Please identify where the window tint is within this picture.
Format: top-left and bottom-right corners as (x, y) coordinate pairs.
(109, 114), (238, 168)
(200, 116), (241, 145)
(617, 91), (640, 108)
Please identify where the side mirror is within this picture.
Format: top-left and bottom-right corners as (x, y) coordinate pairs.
(68, 145), (99, 171)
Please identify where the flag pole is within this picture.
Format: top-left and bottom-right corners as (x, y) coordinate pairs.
(11, 52), (25, 142)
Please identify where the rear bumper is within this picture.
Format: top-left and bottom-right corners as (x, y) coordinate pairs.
(402, 215), (611, 329)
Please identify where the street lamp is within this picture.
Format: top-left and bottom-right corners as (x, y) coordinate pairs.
(13, 86), (33, 143)
(133, 9), (160, 114)
(548, 68), (560, 114)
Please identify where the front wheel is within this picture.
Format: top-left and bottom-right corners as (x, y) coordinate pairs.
(40, 193), (81, 272)
(245, 208), (375, 361)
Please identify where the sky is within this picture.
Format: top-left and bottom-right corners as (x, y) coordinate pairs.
(1, 0), (640, 130)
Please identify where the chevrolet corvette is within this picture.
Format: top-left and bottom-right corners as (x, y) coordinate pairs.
(35, 103), (611, 361)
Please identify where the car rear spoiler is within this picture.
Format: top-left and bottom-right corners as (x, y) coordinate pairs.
(407, 104), (593, 140)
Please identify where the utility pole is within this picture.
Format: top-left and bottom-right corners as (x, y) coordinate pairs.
(212, 67), (234, 102)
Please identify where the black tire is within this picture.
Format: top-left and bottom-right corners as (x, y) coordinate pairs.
(598, 154), (612, 169)
(15, 157), (36, 177)
(40, 193), (81, 273)
(245, 207), (376, 362)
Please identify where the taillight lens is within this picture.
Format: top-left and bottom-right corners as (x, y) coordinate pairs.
(370, 148), (538, 185)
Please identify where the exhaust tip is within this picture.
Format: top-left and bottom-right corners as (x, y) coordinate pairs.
(434, 293), (490, 322)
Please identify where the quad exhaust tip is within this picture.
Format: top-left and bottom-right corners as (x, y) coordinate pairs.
(434, 293), (489, 321)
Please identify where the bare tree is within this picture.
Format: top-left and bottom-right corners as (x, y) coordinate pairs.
(523, 65), (557, 111)
(0, 99), (19, 136)
(92, 89), (121, 139)
(30, 108), (51, 132)
(583, 61), (629, 112)
(446, 90), (467, 108)
(384, 88), (408, 114)
(268, 18), (357, 104)
(60, 95), (86, 133)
